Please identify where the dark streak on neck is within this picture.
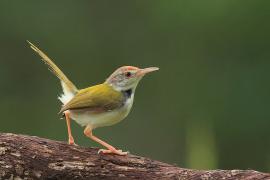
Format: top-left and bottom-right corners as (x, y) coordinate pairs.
(123, 89), (133, 99)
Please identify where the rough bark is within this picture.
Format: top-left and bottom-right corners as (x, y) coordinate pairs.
(0, 133), (269, 180)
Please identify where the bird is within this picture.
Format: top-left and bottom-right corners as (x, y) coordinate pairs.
(27, 41), (159, 155)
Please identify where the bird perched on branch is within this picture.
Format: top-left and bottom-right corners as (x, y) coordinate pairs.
(27, 41), (159, 155)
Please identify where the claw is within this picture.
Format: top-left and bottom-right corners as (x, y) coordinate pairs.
(68, 138), (77, 146)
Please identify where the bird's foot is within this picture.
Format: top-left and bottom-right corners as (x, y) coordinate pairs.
(98, 149), (128, 156)
(68, 137), (78, 146)
(70, 142), (78, 146)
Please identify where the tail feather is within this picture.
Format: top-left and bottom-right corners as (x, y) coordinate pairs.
(27, 41), (78, 104)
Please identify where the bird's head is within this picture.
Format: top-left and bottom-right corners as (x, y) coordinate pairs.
(106, 66), (159, 91)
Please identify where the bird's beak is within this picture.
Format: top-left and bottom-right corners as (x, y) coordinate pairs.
(136, 67), (159, 77)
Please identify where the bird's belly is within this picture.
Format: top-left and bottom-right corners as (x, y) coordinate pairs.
(69, 104), (132, 129)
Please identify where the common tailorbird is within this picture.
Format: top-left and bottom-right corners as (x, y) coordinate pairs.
(28, 41), (159, 155)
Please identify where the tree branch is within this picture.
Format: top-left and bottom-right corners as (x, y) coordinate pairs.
(0, 133), (268, 180)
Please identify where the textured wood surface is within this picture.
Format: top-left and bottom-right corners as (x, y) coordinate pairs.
(0, 133), (269, 180)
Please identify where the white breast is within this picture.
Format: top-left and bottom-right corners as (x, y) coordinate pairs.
(69, 94), (134, 130)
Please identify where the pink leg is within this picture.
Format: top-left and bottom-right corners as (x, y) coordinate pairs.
(84, 126), (128, 156)
(65, 111), (76, 145)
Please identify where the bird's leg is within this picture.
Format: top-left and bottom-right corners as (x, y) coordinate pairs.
(64, 111), (76, 145)
(84, 126), (128, 156)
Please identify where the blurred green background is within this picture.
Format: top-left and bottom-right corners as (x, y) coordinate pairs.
(0, 1), (270, 172)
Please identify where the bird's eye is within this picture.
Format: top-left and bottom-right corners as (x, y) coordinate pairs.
(125, 72), (132, 78)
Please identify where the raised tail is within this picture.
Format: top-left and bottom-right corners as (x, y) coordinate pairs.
(27, 41), (78, 104)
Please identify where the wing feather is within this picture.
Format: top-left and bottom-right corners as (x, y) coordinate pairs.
(60, 84), (124, 113)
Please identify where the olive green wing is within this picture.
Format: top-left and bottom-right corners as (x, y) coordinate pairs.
(60, 84), (124, 113)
